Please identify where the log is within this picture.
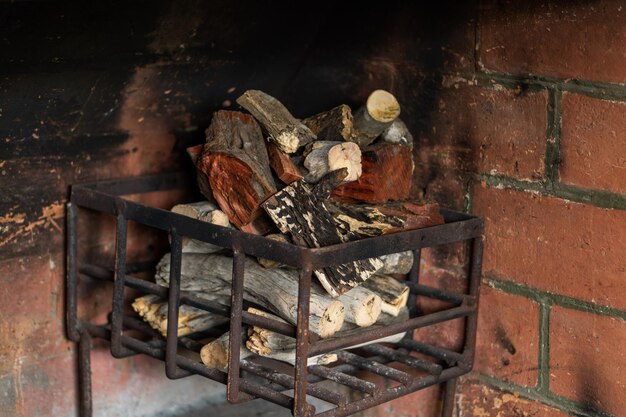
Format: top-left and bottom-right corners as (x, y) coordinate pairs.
(196, 110), (276, 234)
(381, 118), (413, 147)
(155, 253), (345, 338)
(171, 201), (230, 254)
(236, 90), (316, 154)
(328, 200), (444, 238)
(337, 286), (381, 327)
(266, 141), (303, 184)
(303, 141), (362, 183)
(261, 173), (383, 297)
(352, 90), (401, 147)
(303, 104), (356, 142)
(131, 294), (229, 337)
(361, 275), (409, 317)
(256, 234), (292, 269)
(333, 143), (414, 203)
(378, 251), (414, 275)
(200, 330), (337, 371)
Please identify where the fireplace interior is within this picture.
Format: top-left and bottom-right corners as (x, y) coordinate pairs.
(2, 1), (626, 417)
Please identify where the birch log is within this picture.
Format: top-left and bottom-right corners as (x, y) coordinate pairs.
(303, 104), (356, 142)
(155, 253), (345, 338)
(236, 90), (316, 154)
(352, 90), (401, 147)
(361, 275), (409, 316)
(171, 202), (230, 254)
(303, 141), (362, 183)
(261, 172), (382, 297)
(337, 286), (381, 327)
(132, 294), (229, 337)
(196, 110), (276, 234)
(378, 251), (414, 275)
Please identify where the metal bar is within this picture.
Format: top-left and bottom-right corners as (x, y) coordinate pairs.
(78, 330), (92, 417)
(241, 360), (347, 406)
(165, 230), (191, 379)
(461, 236), (484, 369)
(337, 351), (413, 386)
(396, 339), (463, 368)
(441, 378), (458, 417)
(74, 172), (189, 196)
(406, 283), (473, 305)
(294, 268), (313, 417)
(406, 248), (422, 318)
(110, 212), (134, 358)
(315, 367), (468, 417)
(309, 305), (474, 356)
(66, 202), (80, 342)
(308, 365), (380, 396)
(227, 246), (245, 403)
(360, 344), (442, 376)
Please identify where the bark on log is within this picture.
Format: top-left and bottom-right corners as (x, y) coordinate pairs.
(196, 110), (276, 234)
(361, 275), (409, 317)
(381, 118), (413, 147)
(333, 143), (414, 203)
(155, 253), (345, 338)
(337, 286), (381, 327)
(303, 104), (356, 142)
(171, 201), (230, 254)
(303, 141), (362, 183)
(236, 90), (316, 154)
(200, 330), (337, 370)
(378, 251), (414, 275)
(261, 174), (383, 297)
(352, 90), (401, 147)
(266, 141), (303, 184)
(132, 294), (229, 337)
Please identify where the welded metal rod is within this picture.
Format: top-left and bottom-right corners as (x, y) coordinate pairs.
(308, 365), (380, 396)
(360, 344), (442, 376)
(227, 246), (246, 403)
(337, 351), (413, 386)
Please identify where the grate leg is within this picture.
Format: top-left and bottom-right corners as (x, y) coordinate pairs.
(441, 378), (458, 417)
(78, 331), (93, 417)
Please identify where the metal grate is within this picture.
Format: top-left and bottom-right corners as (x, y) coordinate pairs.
(66, 172), (483, 417)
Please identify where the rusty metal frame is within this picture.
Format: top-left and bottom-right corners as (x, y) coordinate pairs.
(66, 172), (483, 417)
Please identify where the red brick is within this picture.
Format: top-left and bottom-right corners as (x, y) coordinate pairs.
(480, 1), (626, 84)
(417, 83), (547, 180)
(473, 185), (626, 310)
(457, 380), (570, 417)
(474, 286), (540, 387)
(355, 385), (441, 417)
(560, 93), (626, 194)
(550, 306), (626, 416)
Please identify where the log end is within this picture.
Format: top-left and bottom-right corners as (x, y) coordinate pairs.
(200, 341), (228, 370)
(366, 90), (401, 123)
(354, 293), (382, 327)
(319, 300), (345, 338)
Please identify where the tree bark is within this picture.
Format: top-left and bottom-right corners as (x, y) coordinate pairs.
(351, 90), (401, 147)
(236, 90), (316, 154)
(155, 253), (345, 338)
(302, 141), (362, 183)
(303, 104), (356, 142)
(196, 110), (276, 234)
(361, 275), (409, 317)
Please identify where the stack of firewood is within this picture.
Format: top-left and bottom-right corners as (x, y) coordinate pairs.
(131, 89), (444, 370)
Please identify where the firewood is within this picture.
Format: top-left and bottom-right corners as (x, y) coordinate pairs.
(337, 308), (410, 347)
(303, 104), (356, 142)
(236, 90), (316, 154)
(328, 200), (444, 238)
(131, 294), (229, 337)
(361, 275), (409, 317)
(196, 110), (276, 234)
(333, 143), (413, 203)
(337, 286), (381, 327)
(200, 331), (337, 371)
(256, 234), (292, 269)
(261, 171), (383, 297)
(303, 141), (362, 183)
(171, 201), (230, 254)
(266, 141), (303, 184)
(155, 253), (345, 338)
(381, 118), (413, 147)
(378, 251), (414, 275)
(352, 90), (401, 147)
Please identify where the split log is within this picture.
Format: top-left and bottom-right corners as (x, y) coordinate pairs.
(337, 308), (410, 347)
(328, 200), (444, 238)
(352, 90), (401, 147)
(303, 104), (356, 142)
(155, 253), (345, 338)
(200, 331), (337, 371)
(337, 286), (381, 327)
(381, 118), (413, 147)
(236, 90), (316, 154)
(261, 171), (383, 297)
(303, 141), (362, 183)
(171, 202), (230, 253)
(256, 234), (293, 269)
(132, 294), (229, 337)
(378, 251), (414, 275)
(333, 143), (414, 203)
(266, 141), (303, 184)
(361, 275), (409, 317)
(196, 110), (276, 234)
